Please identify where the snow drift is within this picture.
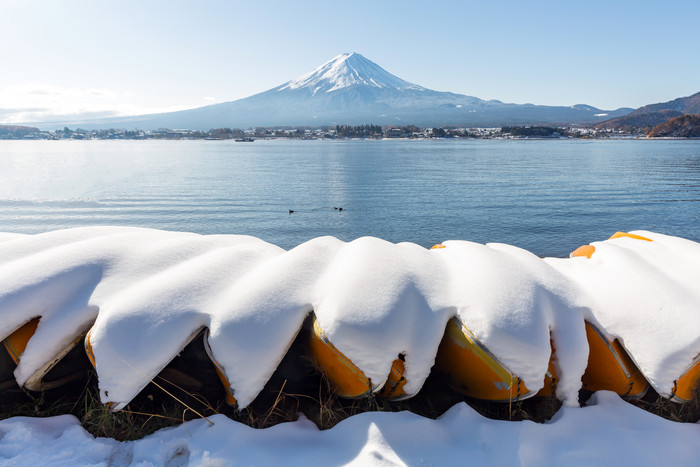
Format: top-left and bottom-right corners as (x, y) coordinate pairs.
(1, 392), (698, 466)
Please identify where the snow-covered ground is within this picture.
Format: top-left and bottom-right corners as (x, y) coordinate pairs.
(0, 228), (698, 465)
(1, 392), (698, 466)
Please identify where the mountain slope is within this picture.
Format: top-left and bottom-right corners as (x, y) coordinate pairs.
(53, 53), (632, 130)
(633, 91), (700, 115)
(276, 52), (425, 94)
(649, 114), (700, 137)
(595, 109), (684, 130)
(596, 91), (700, 129)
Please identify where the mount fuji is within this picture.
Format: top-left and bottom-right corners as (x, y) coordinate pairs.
(63, 53), (632, 129)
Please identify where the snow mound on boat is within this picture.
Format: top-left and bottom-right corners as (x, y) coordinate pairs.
(545, 231), (700, 396)
(437, 241), (588, 403)
(0, 227), (698, 408)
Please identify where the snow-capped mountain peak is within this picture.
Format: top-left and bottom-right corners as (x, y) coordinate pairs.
(278, 52), (425, 94)
(65, 53), (632, 129)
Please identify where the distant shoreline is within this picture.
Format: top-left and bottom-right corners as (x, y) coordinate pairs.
(3, 135), (699, 142)
(4, 124), (695, 141)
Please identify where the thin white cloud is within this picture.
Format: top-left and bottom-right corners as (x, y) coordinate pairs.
(0, 84), (195, 124)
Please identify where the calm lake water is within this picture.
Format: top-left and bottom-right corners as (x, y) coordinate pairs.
(0, 139), (698, 257)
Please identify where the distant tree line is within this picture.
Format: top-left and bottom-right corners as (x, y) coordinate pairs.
(208, 128), (248, 138)
(335, 124), (383, 137)
(500, 126), (566, 137)
(0, 125), (40, 138)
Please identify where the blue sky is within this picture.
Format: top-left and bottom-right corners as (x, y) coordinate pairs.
(1, 0), (698, 123)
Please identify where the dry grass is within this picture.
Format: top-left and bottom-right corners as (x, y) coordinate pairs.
(626, 389), (700, 423)
(1, 328), (697, 440)
(2, 366), (698, 440)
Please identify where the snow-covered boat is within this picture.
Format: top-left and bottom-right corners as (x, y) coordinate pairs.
(2, 318), (87, 391)
(0, 229), (698, 420)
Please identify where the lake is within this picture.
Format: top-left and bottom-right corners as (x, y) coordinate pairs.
(0, 139), (698, 257)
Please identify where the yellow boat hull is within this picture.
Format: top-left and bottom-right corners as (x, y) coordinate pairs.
(435, 317), (537, 401)
(3, 318), (86, 391)
(581, 321), (648, 398)
(670, 357), (700, 402)
(308, 315), (407, 400)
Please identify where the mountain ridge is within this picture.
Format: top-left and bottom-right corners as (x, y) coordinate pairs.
(37, 53), (632, 130)
(631, 91), (700, 115)
(596, 91), (700, 130)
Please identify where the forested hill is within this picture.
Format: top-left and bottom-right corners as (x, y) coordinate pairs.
(648, 114), (700, 137)
(0, 125), (39, 138)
